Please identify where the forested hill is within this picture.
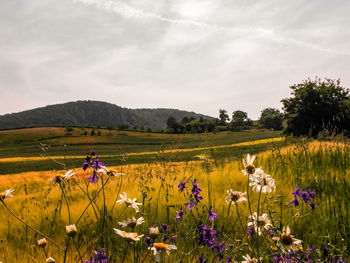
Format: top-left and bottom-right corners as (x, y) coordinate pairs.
(0, 101), (212, 130)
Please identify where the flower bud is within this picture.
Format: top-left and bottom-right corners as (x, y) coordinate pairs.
(149, 226), (159, 239)
(38, 238), (47, 248)
(46, 257), (56, 263)
(66, 224), (77, 237)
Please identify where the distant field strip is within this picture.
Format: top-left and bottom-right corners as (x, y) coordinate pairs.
(0, 137), (283, 163)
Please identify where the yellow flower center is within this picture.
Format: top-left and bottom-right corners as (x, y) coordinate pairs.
(154, 243), (168, 251)
(281, 233), (293, 246)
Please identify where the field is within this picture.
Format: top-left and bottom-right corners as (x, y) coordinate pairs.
(0, 128), (349, 262)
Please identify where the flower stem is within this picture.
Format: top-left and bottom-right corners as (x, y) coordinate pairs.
(72, 237), (84, 263)
(0, 200), (65, 251)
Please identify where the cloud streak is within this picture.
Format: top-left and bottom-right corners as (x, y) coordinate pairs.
(73, 0), (350, 56)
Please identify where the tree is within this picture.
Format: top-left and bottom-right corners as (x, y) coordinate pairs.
(230, 110), (252, 130)
(166, 116), (177, 129)
(259, 108), (283, 130)
(281, 78), (350, 137)
(219, 109), (229, 125)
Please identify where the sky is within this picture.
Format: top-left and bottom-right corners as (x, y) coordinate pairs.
(0, 0), (350, 119)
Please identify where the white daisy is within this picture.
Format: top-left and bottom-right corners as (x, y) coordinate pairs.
(149, 243), (177, 262)
(149, 226), (160, 239)
(118, 216), (145, 229)
(242, 254), (259, 263)
(273, 225), (302, 251)
(242, 154), (256, 175)
(49, 170), (75, 184)
(249, 168), (275, 193)
(225, 190), (247, 204)
(116, 192), (142, 212)
(0, 188), (15, 200)
(248, 212), (272, 235)
(97, 166), (125, 177)
(114, 228), (143, 242)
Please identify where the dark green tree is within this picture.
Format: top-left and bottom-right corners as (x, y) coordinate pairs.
(219, 109), (229, 125)
(281, 78), (350, 137)
(230, 110), (252, 130)
(259, 108), (283, 130)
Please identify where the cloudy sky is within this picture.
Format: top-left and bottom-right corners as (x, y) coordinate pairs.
(0, 0), (349, 119)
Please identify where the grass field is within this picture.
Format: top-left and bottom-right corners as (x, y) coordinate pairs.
(0, 128), (348, 262)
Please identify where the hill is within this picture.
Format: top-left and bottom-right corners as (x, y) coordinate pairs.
(0, 100), (212, 130)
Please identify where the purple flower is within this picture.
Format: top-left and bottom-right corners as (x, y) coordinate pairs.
(226, 256), (232, 263)
(199, 254), (208, 263)
(144, 237), (153, 247)
(198, 223), (216, 247)
(185, 195), (198, 210)
(308, 189), (315, 198)
(84, 248), (108, 263)
(91, 150), (96, 156)
(175, 207), (184, 221)
(89, 170), (99, 184)
(171, 235), (177, 244)
(291, 196), (299, 206)
(248, 224), (255, 236)
(91, 157), (104, 170)
(292, 186), (301, 197)
(82, 155), (91, 171)
(268, 229), (275, 237)
(163, 234), (168, 243)
(191, 179), (202, 196)
(310, 203), (317, 210)
(321, 245), (330, 258)
(178, 181), (187, 192)
(208, 207), (218, 222)
(212, 241), (225, 259)
(301, 190), (311, 203)
(162, 224), (169, 232)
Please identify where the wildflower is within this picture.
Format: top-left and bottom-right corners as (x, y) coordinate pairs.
(198, 223), (216, 246)
(208, 207), (218, 222)
(144, 237), (153, 247)
(66, 224), (78, 237)
(118, 217), (145, 229)
(248, 224), (255, 236)
(249, 168), (275, 193)
(116, 192), (142, 212)
(0, 188), (14, 201)
(88, 170), (98, 184)
(291, 196), (299, 206)
(175, 207), (184, 221)
(49, 170), (74, 184)
(242, 154), (256, 175)
(90, 150), (96, 156)
(242, 254), (259, 263)
(199, 254), (208, 263)
(82, 155), (91, 171)
(97, 166), (124, 177)
(212, 241), (225, 259)
(84, 248), (108, 263)
(191, 179), (203, 202)
(178, 181), (186, 192)
(273, 226), (302, 251)
(310, 203), (317, 210)
(144, 237), (154, 247)
(46, 257), (56, 263)
(148, 226), (160, 239)
(162, 224), (169, 232)
(91, 156), (104, 170)
(225, 190), (247, 204)
(38, 238), (47, 248)
(170, 235), (176, 244)
(292, 186), (301, 197)
(248, 212), (272, 235)
(149, 243), (177, 262)
(226, 256), (232, 263)
(114, 229), (143, 242)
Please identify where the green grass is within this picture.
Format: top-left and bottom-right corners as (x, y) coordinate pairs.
(0, 127), (281, 158)
(0, 140), (348, 262)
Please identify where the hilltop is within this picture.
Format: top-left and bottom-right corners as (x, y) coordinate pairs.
(0, 100), (212, 130)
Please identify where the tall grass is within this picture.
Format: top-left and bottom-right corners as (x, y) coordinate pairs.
(0, 140), (348, 262)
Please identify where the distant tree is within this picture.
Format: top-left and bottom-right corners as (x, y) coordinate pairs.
(230, 110), (252, 130)
(282, 78), (350, 137)
(97, 130), (101, 136)
(166, 116), (177, 130)
(90, 129), (95, 136)
(219, 109), (229, 125)
(259, 108), (283, 130)
(181, 117), (190, 124)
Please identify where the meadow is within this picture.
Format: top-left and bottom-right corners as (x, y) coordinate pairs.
(0, 129), (348, 262)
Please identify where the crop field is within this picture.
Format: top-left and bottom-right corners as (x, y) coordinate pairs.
(0, 129), (349, 262)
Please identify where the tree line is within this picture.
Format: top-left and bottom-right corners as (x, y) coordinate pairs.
(166, 77), (350, 137)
